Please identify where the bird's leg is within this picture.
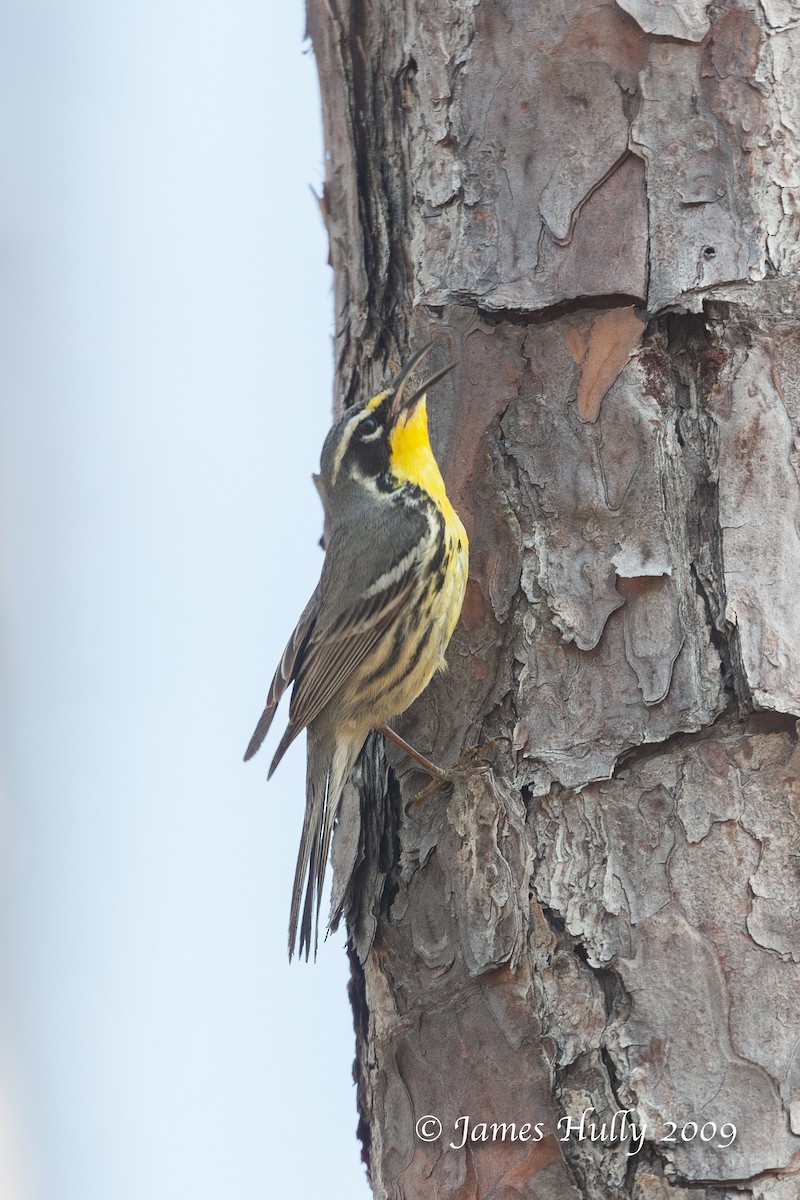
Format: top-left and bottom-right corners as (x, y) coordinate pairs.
(377, 725), (447, 781)
(378, 729), (501, 810)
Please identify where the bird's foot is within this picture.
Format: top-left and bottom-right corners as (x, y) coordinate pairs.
(450, 738), (499, 772)
(405, 739), (500, 809)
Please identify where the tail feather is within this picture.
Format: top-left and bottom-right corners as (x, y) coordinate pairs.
(289, 741), (330, 960)
(289, 730), (364, 961)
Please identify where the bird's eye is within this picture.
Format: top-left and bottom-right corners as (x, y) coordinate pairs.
(359, 416), (379, 437)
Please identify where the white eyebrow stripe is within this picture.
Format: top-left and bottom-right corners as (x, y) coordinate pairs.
(330, 409), (367, 486)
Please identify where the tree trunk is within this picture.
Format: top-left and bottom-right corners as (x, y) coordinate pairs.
(309, 1), (800, 1196)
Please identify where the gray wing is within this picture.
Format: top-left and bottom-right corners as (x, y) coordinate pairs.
(253, 497), (431, 777)
(284, 565), (416, 733)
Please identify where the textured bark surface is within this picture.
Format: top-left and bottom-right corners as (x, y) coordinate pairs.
(310, 0), (800, 1196)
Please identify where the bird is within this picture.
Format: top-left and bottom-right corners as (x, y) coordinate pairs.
(244, 344), (469, 960)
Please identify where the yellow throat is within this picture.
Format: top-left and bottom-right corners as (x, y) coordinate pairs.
(388, 397), (459, 526)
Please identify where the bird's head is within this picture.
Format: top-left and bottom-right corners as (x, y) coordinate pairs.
(318, 344), (455, 504)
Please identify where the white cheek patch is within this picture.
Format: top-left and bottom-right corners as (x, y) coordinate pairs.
(347, 466), (381, 492)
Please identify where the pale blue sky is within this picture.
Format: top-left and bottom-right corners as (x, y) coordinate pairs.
(0, 2), (370, 1197)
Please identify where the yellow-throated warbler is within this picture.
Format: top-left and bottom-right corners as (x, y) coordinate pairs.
(244, 345), (469, 959)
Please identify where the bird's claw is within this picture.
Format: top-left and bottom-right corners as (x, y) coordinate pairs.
(406, 739), (499, 808)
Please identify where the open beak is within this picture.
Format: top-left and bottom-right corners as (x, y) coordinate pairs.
(388, 343), (456, 423)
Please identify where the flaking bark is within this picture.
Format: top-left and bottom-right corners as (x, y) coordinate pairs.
(310, 0), (800, 1196)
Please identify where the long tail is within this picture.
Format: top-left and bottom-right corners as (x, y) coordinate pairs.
(289, 730), (363, 961)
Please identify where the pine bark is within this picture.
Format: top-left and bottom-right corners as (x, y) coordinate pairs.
(309, 1), (800, 1197)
